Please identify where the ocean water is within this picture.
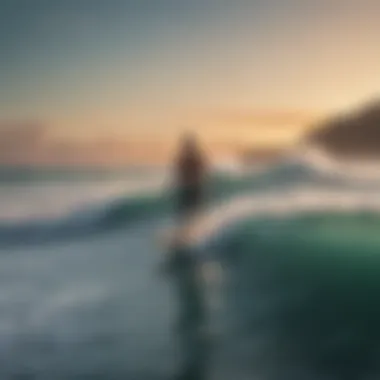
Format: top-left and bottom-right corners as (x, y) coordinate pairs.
(0, 158), (380, 379)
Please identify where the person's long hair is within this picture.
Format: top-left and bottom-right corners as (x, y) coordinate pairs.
(177, 133), (202, 163)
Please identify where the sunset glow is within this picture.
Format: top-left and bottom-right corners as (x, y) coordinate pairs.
(1, 0), (380, 164)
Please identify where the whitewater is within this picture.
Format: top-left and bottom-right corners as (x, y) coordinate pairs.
(1, 153), (380, 380)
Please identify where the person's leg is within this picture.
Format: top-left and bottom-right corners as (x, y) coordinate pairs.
(177, 328), (210, 380)
(172, 247), (210, 380)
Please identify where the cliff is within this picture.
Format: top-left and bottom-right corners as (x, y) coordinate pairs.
(307, 100), (380, 158)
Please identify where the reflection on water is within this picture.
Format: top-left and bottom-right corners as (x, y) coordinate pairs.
(166, 245), (212, 380)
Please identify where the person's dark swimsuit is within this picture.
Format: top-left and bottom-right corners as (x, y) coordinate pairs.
(178, 184), (202, 217)
(176, 154), (204, 219)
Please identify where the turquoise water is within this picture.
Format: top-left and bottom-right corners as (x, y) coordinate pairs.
(217, 213), (380, 378)
(0, 162), (380, 379)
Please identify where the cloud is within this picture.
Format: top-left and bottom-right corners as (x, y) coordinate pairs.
(200, 108), (319, 128)
(0, 123), (49, 164)
(0, 123), (47, 147)
(0, 122), (172, 165)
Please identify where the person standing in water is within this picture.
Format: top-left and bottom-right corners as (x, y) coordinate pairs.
(167, 133), (211, 380)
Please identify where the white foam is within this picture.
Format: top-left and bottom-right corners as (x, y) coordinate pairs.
(184, 187), (380, 245)
(298, 145), (380, 181)
(0, 173), (167, 223)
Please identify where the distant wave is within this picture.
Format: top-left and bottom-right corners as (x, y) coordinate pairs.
(0, 172), (254, 247)
(2, 154), (380, 248)
(0, 165), (167, 183)
(0, 192), (171, 248)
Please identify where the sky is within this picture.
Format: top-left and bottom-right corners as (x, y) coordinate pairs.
(1, 0), (380, 164)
